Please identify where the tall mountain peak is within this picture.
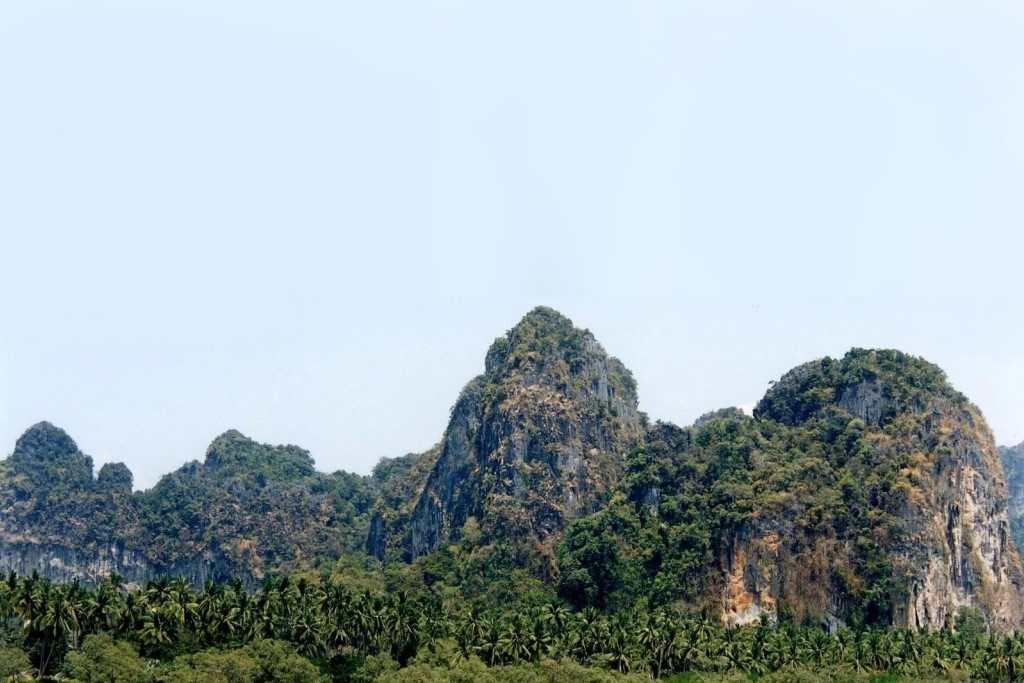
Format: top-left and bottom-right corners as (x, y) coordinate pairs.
(397, 308), (644, 560)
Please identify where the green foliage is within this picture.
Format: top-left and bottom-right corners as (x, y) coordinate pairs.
(133, 432), (378, 572)
(202, 431), (316, 480)
(351, 653), (400, 682)
(0, 646), (31, 681)
(158, 653), (254, 683)
(754, 349), (959, 427)
(954, 607), (988, 640)
(398, 538), (558, 611)
(1, 422), (129, 547)
(377, 657), (651, 682)
(557, 500), (641, 610)
(64, 634), (149, 682)
(159, 640), (325, 683)
(0, 569), (1013, 682)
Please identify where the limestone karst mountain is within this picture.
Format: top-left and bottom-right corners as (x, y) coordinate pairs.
(2, 310), (1021, 631)
(367, 306), (645, 562)
(0, 424), (376, 585)
(556, 349), (1023, 630)
(751, 351), (1023, 630)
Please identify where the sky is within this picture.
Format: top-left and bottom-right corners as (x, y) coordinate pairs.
(1, 1), (1022, 488)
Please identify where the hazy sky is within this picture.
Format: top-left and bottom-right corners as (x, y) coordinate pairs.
(2, 1), (1022, 488)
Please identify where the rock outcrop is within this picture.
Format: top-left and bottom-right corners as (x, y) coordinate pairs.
(0, 424), (376, 587)
(1001, 441), (1024, 554)
(364, 446), (440, 561)
(749, 350), (1024, 630)
(0, 422), (136, 552)
(404, 307), (644, 559)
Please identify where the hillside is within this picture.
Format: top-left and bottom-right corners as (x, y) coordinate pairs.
(0, 424), (378, 585)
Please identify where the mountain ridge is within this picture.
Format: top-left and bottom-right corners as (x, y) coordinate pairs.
(2, 308), (1020, 631)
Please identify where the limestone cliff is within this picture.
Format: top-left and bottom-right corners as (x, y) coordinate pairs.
(404, 307), (644, 559)
(1001, 441), (1024, 553)
(364, 446), (441, 561)
(745, 350), (1024, 630)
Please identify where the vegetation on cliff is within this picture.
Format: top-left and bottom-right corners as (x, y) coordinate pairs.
(558, 349), (1021, 629)
(133, 430), (378, 574)
(399, 306), (644, 564)
(0, 425), (381, 583)
(0, 422), (136, 547)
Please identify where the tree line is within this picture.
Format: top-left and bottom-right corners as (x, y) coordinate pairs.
(2, 571), (1024, 681)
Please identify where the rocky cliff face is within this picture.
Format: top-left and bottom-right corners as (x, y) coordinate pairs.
(404, 307), (644, 559)
(364, 446), (440, 561)
(1001, 441), (1024, 554)
(747, 350), (1024, 630)
(895, 405), (1020, 630)
(0, 540), (237, 587)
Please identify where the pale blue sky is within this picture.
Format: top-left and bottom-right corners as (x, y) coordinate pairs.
(2, 1), (1022, 488)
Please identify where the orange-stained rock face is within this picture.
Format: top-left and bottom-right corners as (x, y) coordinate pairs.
(737, 351), (1024, 631)
(721, 532), (780, 626)
(894, 403), (1024, 631)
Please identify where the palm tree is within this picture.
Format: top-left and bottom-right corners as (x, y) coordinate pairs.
(603, 623), (633, 674)
(977, 634), (1024, 682)
(673, 624), (704, 675)
(638, 611), (677, 677)
(474, 613), (501, 666)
